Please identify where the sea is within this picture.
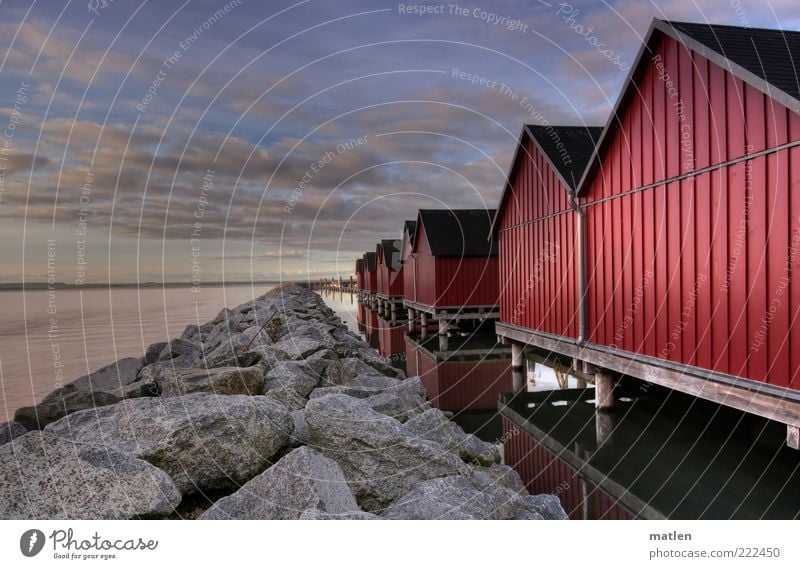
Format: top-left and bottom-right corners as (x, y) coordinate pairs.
(0, 284), (276, 422)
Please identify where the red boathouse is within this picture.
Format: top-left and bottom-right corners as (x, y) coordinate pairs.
(405, 209), (500, 335)
(495, 19), (800, 449)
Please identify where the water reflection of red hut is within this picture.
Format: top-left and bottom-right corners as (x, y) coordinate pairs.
(377, 317), (407, 373)
(405, 335), (512, 411)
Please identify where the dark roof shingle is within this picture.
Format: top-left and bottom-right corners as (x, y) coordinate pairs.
(526, 125), (604, 190)
(666, 20), (800, 103)
(418, 209), (498, 257)
(364, 251), (377, 272)
(404, 220), (417, 248)
(379, 239), (402, 270)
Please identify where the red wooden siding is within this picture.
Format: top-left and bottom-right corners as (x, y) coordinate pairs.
(582, 35), (800, 390)
(502, 417), (636, 520)
(497, 137), (578, 337)
(365, 269), (378, 293)
(403, 255), (416, 302)
(376, 251), (386, 296)
(355, 260), (365, 290)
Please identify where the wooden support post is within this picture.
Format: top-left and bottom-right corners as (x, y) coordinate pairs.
(595, 371), (615, 410)
(788, 425), (800, 450)
(420, 312), (428, 339)
(511, 342), (524, 371)
(390, 302), (397, 321)
(512, 368), (525, 393)
(407, 308), (416, 332)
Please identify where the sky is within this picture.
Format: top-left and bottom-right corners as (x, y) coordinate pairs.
(0, 0), (798, 284)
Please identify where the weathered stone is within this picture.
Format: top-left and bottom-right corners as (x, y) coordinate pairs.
(0, 432), (181, 519)
(298, 509), (378, 520)
(305, 394), (469, 511)
(467, 466), (566, 520)
(363, 390), (429, 423)
(45, 393), (292, 494)
(158, 338), (202, 362)
(118, 379), (162, 399)
(67, 357), (144, 394)
(469, 463), (527, 494)
(200, 447), (364, 520)
(290, 410), (308, 446)
(266, 387), (307, 412)
(14, 387), (121, 431)
(181, 324), (201, 341)
(0, 421), (26, 446)
(339, 351), (405, 379)
(158, 366), (264, 397)
(404, 408), (499, 465)
(272, 335), (329, 359)
(263, 361), (319, 398)
(213, 307), (236, 324)
(138, 359), (192, 382)
(144, 342), (168, 365)
(518, 494), (568, 520)
(381, 475), (509, 520)
(340, 356), (404, 381)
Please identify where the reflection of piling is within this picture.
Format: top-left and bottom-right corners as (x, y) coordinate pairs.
(595, 409), (615, 446)
(512, 368), (525, 392)
(420, 312), (428, 339)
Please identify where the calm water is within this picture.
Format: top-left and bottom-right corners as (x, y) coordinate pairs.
(0, 284), (275, 422)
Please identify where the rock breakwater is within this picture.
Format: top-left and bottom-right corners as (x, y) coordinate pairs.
(0, 285), (566, 520)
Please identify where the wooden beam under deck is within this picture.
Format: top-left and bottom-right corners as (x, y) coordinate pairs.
(496, 322), (800, 434)
(401, 299), (499, 321)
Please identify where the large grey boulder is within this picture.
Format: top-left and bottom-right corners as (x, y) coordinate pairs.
(381, 475), (513, 520)
(0, 432), (181, 519)
(14, 386), (121, 431)
(0, 421), (27, 446)
(144, 342), (168, 365)
(289, 410), (308, 446)
(467, 465), (568, 520)
(45, 393), (292, 494)
(272, 335), (329, 359)
(363, 390), (430, 423)
(404, 408), (499, 465)
(340, 356), (404, 380)
(305, 394), (469, 512)
(263, 361), (319, 398)
(158, 366), (264, 397)
(200, 447), (365, 520)
(265, 387), (308, 412)
(202, 324), (275, 367)
(67, 357), (144, 394)
(158, 338), (202, 362)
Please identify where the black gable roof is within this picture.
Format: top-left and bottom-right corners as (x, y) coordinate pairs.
(666, 20), (800, 103)
(418, 209), (498, 257)
(364, 251), (377, 272)
(526, 125), (604, 191)
(355, 258), (364, 273)
(379, 239), (402, 270)
(404, 220), (417, 247)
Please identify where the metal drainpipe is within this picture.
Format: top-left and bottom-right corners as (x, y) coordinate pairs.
(569, 193), (587, 345)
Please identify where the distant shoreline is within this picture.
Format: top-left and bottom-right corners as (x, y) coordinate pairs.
(0, 281), (286, 291)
